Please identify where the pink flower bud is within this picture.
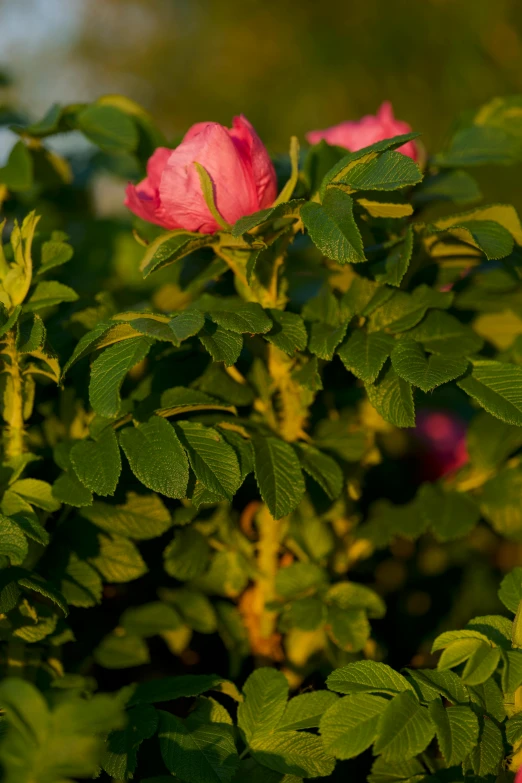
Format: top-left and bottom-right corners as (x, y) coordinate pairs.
(306, 101), (418, 160)
(125, 115), (277, 234)
(414, 410), (468, 481)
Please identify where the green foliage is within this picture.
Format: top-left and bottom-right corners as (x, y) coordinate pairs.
(3, 91), (522, 783)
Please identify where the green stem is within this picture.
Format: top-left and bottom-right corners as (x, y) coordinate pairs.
(3, 329), (25, 461)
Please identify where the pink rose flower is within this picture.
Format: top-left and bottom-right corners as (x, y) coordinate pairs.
(125, 115), (277, 234)
(306, 101), (418, 161)
(414, 411), (468, 481)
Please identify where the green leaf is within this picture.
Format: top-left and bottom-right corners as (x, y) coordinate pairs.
(198, 321), (243, 366)
(457, 360), (522, 426)
(163, 528), (210, 581)
(129, 673), (240, 707)
(70, 428), (122, 496)
(0, 679), (125, 783)
(432, 628), (492, 652)
(169, 309), (205, 344)
(265, 310), (308, 355)
(291, 356), (323, 391)
(252, 437), (305, 519)
(301, 189), (366, 264)
(412, 169), (482, 207)
(370, 227), (414, 287)
(53, 471), (93, 507)
(320, 133), (420, 192)
(0, 305), (22, 339)
(16, 572), (68, 616)
(502, 650), (522, 692)
(275, 562), (328, 599)
(60, 553), (102, 607)
(80, 492), (171, 540)
(177, 421), (241, 500)
(326, 606), (370, 652)
(428, 699), (479, 767)
(24, 280), (78, 312)
(437, 639), (484, 671)
(0, 516), (29, 565)
(38, 238), (74, 275)
(238, 668), (289, 742)
(327, 661), (414, 696)
(295, 443), (343, 500)
(480, 465), (522, 540)
(499, 567), (522, 613)
(468, 718), (504, 777)
(373, 691), (434, 761)
(89, 336), (152, 418)
(231, 200), (302, 237)
(367, 756), (426, 783)
(158, 709), (239, 783)
(279, 692), (339, 731)
(435, 125), (521, 167)
(10, 478), (60, 512)
(94, 633), (150, 669)
(319, 693), (388, 759)
(140, 230), (213, 277)
(119, 417), (189, 500)
(77, 103), (138, 152)
(17, 314), (45, 353)
(114, 313), (177, 343)
(91, 533), (147, 583)
(417, 484), (480, 542)
(369, 285), (453, 333)
(166, 588), (218, 634)
(467, 412), (522, 472)
(0, 140), (33, 191)
(336, 150), (422, 191)
(201, 297), (272, 334)
(430, 218), (515, 260)
(357, 197), (413, 219)
(461, 644), (501, 685)
(120, 602), (182, 636)
(308, 321), (348, 360)
(61, 320), (114, 376)
(338, 330), (395, 383)
(365, 365), (415, 428)
(404, 668), (469, 705)
(391, 338), (468, 392)
(406, 310), (483, 357)
(102, 705), (158, 781)
(249, 731), (335, 779)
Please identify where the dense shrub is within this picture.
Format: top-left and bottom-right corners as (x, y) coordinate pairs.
(1, 93), (522, 781)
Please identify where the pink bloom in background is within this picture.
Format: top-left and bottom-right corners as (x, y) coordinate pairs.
(515, 766), (522, 783)
(125, 115), (277, 234)
(306, 101), (418, 160)
(414, 411), (468, 481)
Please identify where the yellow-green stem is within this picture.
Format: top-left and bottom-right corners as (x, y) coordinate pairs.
(3, 329), (25, 461)
(257, 504), (281, 640)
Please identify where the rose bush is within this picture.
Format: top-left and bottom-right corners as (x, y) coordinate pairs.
(1, 92), (522, 782)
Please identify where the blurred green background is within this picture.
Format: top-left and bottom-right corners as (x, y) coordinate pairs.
(2, 0), (522, 153)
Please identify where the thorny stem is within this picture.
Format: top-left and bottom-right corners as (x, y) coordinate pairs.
(220, 220), (310, 662)
(2, 329), (25, 461)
